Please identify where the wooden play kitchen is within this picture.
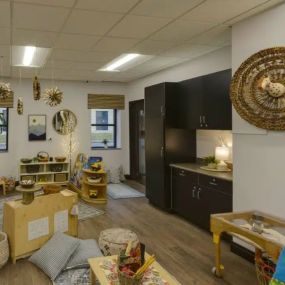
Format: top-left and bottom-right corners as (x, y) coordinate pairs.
(88, 253), (181, 285)
(3, 190), (78, 263)
(210, 211), (285, 278)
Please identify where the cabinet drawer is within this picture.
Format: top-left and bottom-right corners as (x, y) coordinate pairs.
(172, 167), (198, 183)
(199, 174), (232, 195)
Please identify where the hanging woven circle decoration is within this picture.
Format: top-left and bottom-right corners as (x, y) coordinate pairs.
(43, 87), (63, 107)
(0, 82), (13, 100)
(231, 47), (285, 130)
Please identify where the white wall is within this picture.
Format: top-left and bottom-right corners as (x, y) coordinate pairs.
(0, 79), (127, 178)
(124, 46), (232, 172)
(232, 3), (285, 218)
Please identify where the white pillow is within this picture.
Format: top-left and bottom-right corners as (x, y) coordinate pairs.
(109, 167), (121, 184)
(29, 232), (80, 280)
(65, 239), (102, 270)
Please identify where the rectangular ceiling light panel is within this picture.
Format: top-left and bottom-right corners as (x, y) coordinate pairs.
(99, 53), (153, 72)
(12, 46), (51, 67)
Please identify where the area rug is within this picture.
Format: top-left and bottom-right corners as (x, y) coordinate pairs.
(53, 268), (93, 285)
(107, 183), (145, 199)
(0, 193), (104, 230)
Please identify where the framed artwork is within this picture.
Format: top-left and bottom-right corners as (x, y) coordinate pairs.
(28, 115), (46, 141)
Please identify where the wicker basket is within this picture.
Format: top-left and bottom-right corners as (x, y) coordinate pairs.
(118, 270), (143, 285)
(0, 232), (9, 268)
(255, 253), (275, 285)
(43, 184), (61, 195)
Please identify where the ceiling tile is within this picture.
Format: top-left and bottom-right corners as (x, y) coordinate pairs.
(150, 19), (214, 42)
(63, 10), (123, 35)
(75, 0), (139, 13)
(0, 28), (10, 45)
(13, 3), (70, 32)
(12, 29), (57, 47)
(129, 39), (178, 55)
(39, 67), (72, 80)
(55, 33), (100, 50)
(0, 1), (10, 28)
(50, 49), (118, 63)
(131, 0), (205, 18)
(0, 45), (10, 57)
(44, 60), (74, 69)
(11, 66), (37, 79)
(181, 0), (269, 24)
(160, 43), (219, 58)
(108, 15), (171, 39)
(14, 0), (76, 8)
(189, 26), (231, 47)
(92, 37), (139, 52)
(225, 0), (284, 25)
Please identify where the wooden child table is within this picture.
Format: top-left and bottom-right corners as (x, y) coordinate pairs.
(211, 210), (285, 277)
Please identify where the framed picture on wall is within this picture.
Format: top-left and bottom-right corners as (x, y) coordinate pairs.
(28, 115), (47, 141)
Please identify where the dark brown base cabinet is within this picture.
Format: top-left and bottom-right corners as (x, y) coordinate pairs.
(171, 167), (232, 231)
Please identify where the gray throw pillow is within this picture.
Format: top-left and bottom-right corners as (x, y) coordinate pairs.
(65, 239), (103, 270)
(29, 232), (80, 280)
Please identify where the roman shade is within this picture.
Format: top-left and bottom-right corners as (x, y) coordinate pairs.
(0, 94), (13, 108)
(88, 94), (125, 110)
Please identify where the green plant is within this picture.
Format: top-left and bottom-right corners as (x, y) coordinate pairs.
(203, 155), (218, 164)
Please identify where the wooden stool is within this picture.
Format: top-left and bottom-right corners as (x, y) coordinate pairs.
(0, 181), (6, 196)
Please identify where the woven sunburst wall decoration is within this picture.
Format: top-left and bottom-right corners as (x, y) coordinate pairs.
(231, 47), (285, 130)
(43, 87), (63, 107)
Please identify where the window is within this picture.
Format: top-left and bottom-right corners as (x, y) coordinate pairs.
(91, 109), (117, 148)
(0, 108), (8, 151)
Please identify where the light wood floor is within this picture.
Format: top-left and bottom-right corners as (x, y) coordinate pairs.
(0, 182), (257, 285)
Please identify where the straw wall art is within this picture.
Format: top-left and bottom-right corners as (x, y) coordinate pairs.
(230, 47), (285, 130)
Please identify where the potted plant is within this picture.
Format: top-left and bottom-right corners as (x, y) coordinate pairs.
(203, 156), (219, 169)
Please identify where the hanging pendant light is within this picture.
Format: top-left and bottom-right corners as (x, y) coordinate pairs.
(43, 60), (63, 107)
(33, 75), (41, 100)
(0, 57), (14, 100)
(17, 68), (23, 115)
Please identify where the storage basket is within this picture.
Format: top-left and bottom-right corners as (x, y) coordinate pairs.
(255, 253), (275, 285)
(0, 232), (9, 268)
(26, 165), (40, 173)
(50, 164), (63, 172)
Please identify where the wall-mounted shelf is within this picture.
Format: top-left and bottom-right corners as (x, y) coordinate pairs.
(19, 161), (70, 185)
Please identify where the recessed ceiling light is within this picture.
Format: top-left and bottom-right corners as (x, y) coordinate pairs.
(12, 46), (51, 68)
(99, 53), (153, 72)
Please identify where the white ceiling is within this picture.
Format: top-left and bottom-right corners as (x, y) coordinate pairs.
(0, 0), (283, 82)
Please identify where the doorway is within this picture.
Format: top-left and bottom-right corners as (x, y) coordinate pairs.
(129, 99), (145, 185)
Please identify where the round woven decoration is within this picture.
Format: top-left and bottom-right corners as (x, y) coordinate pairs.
(231, 47), (285, 130)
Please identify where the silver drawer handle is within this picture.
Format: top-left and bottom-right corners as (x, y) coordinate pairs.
(209, 182), (218, 186)
(197, 188), (201, 199)
(179, 172), (185, 176)
(192, 187), (196, 198)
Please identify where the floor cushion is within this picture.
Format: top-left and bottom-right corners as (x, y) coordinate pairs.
(98, 228), (139, 256)
(29, 232), (80, 280)
(65, 239), (103, 270)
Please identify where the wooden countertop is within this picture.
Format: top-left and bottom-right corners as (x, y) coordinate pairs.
(170, 162), (232, 181)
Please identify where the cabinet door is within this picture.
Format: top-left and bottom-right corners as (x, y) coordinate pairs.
(203, 70), (232, 130)
(171, 168), (198, 219)
(194, 186), (211, 230)
(179, 77), (204, 129)
(145, 84), (166, 208)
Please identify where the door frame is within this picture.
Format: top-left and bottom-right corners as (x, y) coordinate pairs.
(129, 99), (144, 183)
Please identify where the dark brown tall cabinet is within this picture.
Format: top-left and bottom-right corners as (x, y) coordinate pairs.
(145, 83), (196, 210)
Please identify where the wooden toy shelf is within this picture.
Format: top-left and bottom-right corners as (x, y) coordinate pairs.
(19, 161), (70, 185)
(81, 169), (107, 204)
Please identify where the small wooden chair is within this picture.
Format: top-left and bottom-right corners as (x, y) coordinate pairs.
(0, 181), (6, 196)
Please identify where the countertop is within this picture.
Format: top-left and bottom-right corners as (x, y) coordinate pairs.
(170, 162), (233, 182)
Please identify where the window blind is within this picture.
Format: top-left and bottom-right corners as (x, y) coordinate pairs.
(88, 94), (125, 110)
(0, 94), (13, 108)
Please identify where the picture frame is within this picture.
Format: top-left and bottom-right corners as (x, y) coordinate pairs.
(28, 114), (46, 141)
